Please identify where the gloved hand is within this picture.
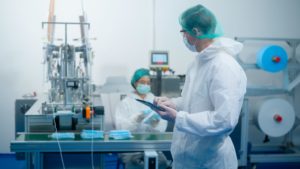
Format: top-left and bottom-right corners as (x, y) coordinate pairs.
(148, 113), (160, 127)
(136, 113), (146, 123)
(155, 103), (177, 122)
(154, 96), (176, 109)
(150, 119), (159, 127)
(135, 109), (151, 123)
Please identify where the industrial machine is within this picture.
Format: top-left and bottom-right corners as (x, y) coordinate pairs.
(24, 0), (104, 132)
(25, 16), (105, 131)
(16, 1), (105, 168)
(25, 24), (104, 131)
(234, 37), (300, 168)
(149, 51), (182, 98)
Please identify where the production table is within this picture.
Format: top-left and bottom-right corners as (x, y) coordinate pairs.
(11, 132), (173, 169)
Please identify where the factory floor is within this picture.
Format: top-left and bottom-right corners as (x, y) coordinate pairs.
(1, 153), (300, 169)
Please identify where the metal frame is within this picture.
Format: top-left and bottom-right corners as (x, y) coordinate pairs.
(238, 98), (250, 166)
(42, 22), (90, 46)
(235, 37), (300, 167)
(11, 133), (172, 169)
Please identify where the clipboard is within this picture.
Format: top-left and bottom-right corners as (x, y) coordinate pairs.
(135, 99), (166, 112)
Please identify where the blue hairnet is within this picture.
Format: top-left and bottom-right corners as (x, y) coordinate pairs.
(131, 68), (150, 88)
(179, 4), (223, 39)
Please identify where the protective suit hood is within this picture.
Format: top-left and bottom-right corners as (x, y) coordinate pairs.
(197, 37), (243, 61)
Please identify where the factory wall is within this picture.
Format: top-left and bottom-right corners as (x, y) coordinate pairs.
(0, 0), (299, 152)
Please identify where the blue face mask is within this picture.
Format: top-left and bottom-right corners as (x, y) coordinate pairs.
(109, 130), (133, 140)
(183, 36), (197, 52)
(136, 84), (151, 95)
(51, 132), (75, 139)
(81, 130), (104, 139)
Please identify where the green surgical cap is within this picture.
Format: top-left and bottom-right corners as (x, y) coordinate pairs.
(179, 4), (223, 39)
(131, 68), (150, 88)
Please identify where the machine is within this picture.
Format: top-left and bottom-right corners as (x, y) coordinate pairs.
(233, 37), (300, 168)
(24, 0), (104, 132)
(16, 1), (105, 168)
(25, 19), (105, 132)
(25, 24), (104, 131)
(149, 51), (182, 98)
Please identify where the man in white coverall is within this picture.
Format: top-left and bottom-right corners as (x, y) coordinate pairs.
(155, 4), (247, 169)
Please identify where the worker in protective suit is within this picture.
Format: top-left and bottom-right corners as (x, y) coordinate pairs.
(115, 68), (167, 132)
(155, 4), (247, 169)
(115, 68), (168, 168)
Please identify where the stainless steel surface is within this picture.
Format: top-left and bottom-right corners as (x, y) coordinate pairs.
(15, 99), (37, 135)
(11, 133), (172, 169)
(11, 133), (172, 153)
(25, 96), (104, 132)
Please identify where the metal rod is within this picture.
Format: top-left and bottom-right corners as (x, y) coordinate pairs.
(42, 22), (90, 29)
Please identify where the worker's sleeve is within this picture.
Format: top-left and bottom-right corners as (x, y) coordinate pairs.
(175, 64), (247, 137)
(172, 97), (184, 111)
(114, 99), (139, 131)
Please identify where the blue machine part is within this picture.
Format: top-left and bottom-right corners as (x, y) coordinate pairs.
(256, 45), (288, 72)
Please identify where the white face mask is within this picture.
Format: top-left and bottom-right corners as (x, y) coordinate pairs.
(183, 36), (197, 52)
(136, 84), (151, 95)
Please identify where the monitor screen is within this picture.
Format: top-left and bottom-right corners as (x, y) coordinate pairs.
(151, 52), (168, 65)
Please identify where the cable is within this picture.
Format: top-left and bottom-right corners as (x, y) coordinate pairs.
(91, 106), (95, 169)
(53, 117), (66, 169)
(52, 107), (66, 169)
(48, 87), (66, 169)
(81, 0), (85, 15)
(89, 58), (95, 169)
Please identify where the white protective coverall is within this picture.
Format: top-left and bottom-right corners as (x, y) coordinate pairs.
(115, 92), (168, 132)
(171, 37), (247, 169)
(115, 92), (168, 168)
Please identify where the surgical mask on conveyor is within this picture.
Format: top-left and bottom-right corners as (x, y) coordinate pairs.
(81, 130), (104, 139)
(50, 132), (75, 139)
(109, 130), (133, 140)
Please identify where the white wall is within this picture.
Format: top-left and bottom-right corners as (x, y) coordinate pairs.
(0, 0), (300, 152)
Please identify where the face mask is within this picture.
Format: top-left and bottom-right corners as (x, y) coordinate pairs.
(81, 130), (104, 139)
(136, 84), (151, 95)
(109, 130), (133, 140)
(183, 36), (197, 52)
(51, 132), (75, 139)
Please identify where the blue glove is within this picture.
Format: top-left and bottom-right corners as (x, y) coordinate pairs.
(142, 109), (152, 115)
(142, 110), (161, 125)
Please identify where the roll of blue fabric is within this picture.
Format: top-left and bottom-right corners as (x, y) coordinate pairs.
(256, 45), (288, 73)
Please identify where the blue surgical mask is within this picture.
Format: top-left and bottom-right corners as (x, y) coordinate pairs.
(109, 130), (133, 139)
(183, 36), (197, 52)
(136, 84), (151, 95)
(51, 132), (75, 139)
(81, 130), (104, 139)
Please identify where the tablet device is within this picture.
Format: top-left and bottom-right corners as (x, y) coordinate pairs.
(135, 99), (166, 112)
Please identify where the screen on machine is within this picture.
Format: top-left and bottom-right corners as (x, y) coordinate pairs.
(151, 52), (168, 65)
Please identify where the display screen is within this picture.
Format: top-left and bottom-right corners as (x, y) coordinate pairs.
(151, 52), (168, 65)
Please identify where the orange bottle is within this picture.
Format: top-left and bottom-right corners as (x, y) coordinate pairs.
(86, 106), (91, 120)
